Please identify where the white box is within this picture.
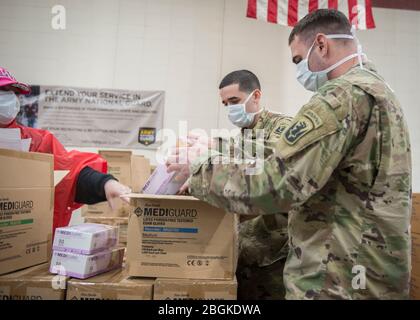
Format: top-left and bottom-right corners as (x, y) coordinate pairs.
(141, 164), (187, 195)
(52, 223), (119, 255)
(49, 247), (124, 279)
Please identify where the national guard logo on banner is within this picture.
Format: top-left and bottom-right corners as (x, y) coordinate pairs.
(138, 127), (156, 146)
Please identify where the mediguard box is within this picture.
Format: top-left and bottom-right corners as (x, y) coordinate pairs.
(0, 263), (68, 300)
(82, 151), (150, 217)
(0, 149), (54, 275)
(153, 277), (237, 300)
(66, 267), (153, 300)
(126, 194), (238, 280)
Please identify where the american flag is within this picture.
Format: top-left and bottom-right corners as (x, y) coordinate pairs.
(246, 0), (376, 30)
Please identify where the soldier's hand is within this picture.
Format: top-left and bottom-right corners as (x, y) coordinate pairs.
(187, 131), (215, 149)
(167, 142), (210, 167)
(177, 178), (190, 195)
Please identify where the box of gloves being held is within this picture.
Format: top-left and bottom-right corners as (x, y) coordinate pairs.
(126, 194), (238, 280)
(141, 164), (188, 195)
(50, 223), (124, 279)
(141, 138), (200, 196)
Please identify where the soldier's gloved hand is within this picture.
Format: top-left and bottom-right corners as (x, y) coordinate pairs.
(166, 142), (209, 179)
(104, 179), (132, 210)
(187, 131), (216, 149)
(177, 177), (190, 195)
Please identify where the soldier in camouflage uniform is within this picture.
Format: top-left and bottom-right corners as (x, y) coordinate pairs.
(168, 9), (412, 299)
(215, 70), (292, 300)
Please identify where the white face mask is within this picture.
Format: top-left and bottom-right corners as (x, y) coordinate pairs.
(0, 91), (20, 125)
(227, 90), (262, 128)
(296, 33), (364, 92)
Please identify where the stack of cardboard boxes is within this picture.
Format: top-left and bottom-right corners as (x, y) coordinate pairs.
(82, 150), (151, 247)
(411, 193), (420, 299)
(0, 149), (54, 276)
(0, 149), (62, 300)
(0, 148), (153, 300)
(1, 148), (239, 300)
(61, 193), (239, 300)
(126, 194), (238, 300)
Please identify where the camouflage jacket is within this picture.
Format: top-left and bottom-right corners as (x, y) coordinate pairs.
(215, 109), (292, 159)
(189, 63), (412, 300)
(224, 111), (294, 270)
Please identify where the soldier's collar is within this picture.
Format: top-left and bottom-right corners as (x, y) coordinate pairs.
(239, 108), (267, 132)
(350, 60), (378, 73)
(253, 109), (269, 130)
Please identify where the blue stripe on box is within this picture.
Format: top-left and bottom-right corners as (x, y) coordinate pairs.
(143, 226), (198, 233)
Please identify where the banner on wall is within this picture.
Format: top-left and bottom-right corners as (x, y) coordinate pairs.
(17, 86), (164, 149)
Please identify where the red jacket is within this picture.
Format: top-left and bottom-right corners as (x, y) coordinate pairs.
(7, 120), (107, 233)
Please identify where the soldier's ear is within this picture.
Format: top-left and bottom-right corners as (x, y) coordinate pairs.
(253, 89), (262, 102)
(315, 34), (328, 57)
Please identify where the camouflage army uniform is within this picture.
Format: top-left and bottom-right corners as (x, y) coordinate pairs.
(189, 63), (412, 300)
(219, 110), (293, 300)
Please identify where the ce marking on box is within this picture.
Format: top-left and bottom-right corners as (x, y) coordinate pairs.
(187, 259), (210, 267)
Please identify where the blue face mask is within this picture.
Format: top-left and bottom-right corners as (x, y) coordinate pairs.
(227, 90), (262, 128)
(296, 33), (364, 92)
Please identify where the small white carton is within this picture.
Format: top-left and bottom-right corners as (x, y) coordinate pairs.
(49, 247), (124, 279)
(52, 223), (119, 255)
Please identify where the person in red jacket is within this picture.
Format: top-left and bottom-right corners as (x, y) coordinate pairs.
(0, 67), (131, 233)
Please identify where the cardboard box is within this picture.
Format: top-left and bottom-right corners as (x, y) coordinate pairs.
(82, 151), (151, 217)
(0, 263), (68, 300)
(84, 217), (128, 245)
(127, 194), (238, 280)
(411, 274), (420, 300)
(0, 149), (54, 275)
(412, 233), (420, 277)
(66, 268), (153, 300)
(50, 247), (124, 279)
(412, 193), (420, 235)
(154, 277), (237, 300)
(53, 223), (119, 254)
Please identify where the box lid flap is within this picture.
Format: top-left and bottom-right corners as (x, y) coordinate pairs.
(126, 193), (199, 201)
(0, 149), (53, 188)
(99, 150), (132, 161)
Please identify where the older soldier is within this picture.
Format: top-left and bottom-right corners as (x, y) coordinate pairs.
(168, 9), (412, 299)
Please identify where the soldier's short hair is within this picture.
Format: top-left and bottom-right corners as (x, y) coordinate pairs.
(219, 70), (261, 93)
(288, 9), (352, 45)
